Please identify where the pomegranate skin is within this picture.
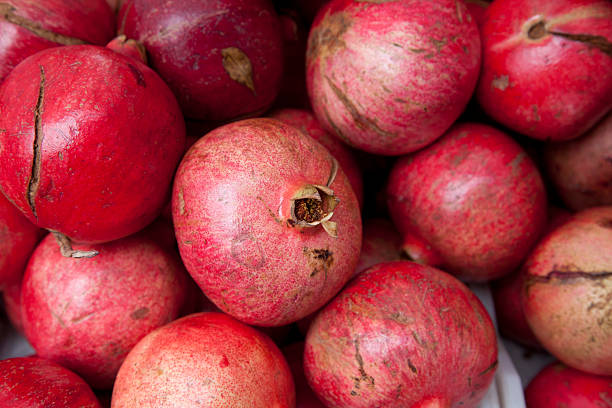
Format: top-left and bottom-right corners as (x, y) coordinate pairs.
(0, 356), (101, 408)
(172, 118), (362, 327)
(119, 0), (283, 121)
(525, 362), (612, 408)
(0, 45), (185, 244)
(306, 0), (481, 155)
(3, 279), (24, 333)
(21, 233), (189, 389)
(464, 0), (490, 28)
(354, 218), (402, 278)
(111, 312), (295, 408)
(304, 261), (498, 408)
(0, 0), (115, 83)
(387, 123), (548, 282)
(477, 0), (612, 141)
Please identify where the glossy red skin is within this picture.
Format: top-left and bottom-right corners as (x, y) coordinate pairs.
(525, 362), (612, 408)
(269, 108), (364, 207)
(522, 206), (612, 376)
(0, 193), (43, 289)
(353, 218), (401, 278)
(544, 112), (612, 210)
(21, 233), (188, 389)
(0, 357), (101, 407)
(477, 0), (612, 141)
(283, 342), (326, 408)
(304, 261), (498, 408)
(3, 279), (24, 333)
(111, 312), (295, 407)
(172, 118), (362, 326)
(0, 0), (115, 83)
(306, 0), (481, 155)
(0, 45), (185, 243)
(119, 0), (283, 121)
(387, 123), (547, 281)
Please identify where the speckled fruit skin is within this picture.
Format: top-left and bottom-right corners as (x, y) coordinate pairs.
(172, 118), (362, 327)
(269, 108), (364, 207)
(477, 0), (612, 141)
(544, 112), (612, 210)
(354, 218), (401, 278)
(283, 342), (326, 408)
(21, 233), (188, 389)
(304, 261), (498, 408)
(522, 206), (612, 376)
(0, 356), (101, 408)
(111, 312), (295, 408)
(0, 193), (43, 289)
(119, 0), (283, 121)
(387, 123), (547, 282)
(0, 0), (115, 83)
(0, 45), (185, 244)
(525, 362), (612, 408)
(306, 0), (481, 155)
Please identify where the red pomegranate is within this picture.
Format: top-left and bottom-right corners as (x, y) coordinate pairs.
(354, 218), (402, 278)
(2, 279), (24, 333)
(304, 261), (498, 408)
(0, 45), (185, 253)
(283, 342), (326, 408)
(21, 233), (189, 389)
(111, 312), (295, 407)
(0, 356), (101, 408)
(119, 0), (283, 121)
(522, 206), (612, 375)
(387, 122), (548, 282)
(172, 118), (362, 327)
(477, 0), (612, 141)
(306, 0), (481, 155)
(464, 0), (490, 27)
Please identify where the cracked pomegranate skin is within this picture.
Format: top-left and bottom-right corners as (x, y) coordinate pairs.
(306, 0), (481, 155)
(522, 206), (612, 376)
(304, 261), (498, 408)
(172, 118), (362, 327)
(477, 0), (612, 141)
(0, 45), (185, 244)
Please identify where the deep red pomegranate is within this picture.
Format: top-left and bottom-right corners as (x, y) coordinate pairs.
(2, 279), (24, 333)
(0, 44), (185, 253)
(525, 362), (612, 407)
(111, 312), (295, 407)
(0, 356), (101, 407)
(464, 0), (490, 27)
(172, 118), (362, 327)
(522, 206), (612, 375)
(477, 0), (612, 141)
(306, 0), (481, 155)
(21, 233), (189, 389)
(304, 261), (498, 408)
(119, 0), (283, 121)
(283, 342), (326, 408)
(387, 122), (548, 282)
(354, 218), (401, 278)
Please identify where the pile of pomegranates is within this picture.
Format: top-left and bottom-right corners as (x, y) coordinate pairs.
(0, 0), (611, 407)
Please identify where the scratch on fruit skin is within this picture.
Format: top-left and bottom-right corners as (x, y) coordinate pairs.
(352, 337), (375, 394)
(27, 66), (45, 219)
(478, 360), (498, 377)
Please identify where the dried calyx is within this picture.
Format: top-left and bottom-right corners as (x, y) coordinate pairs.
(51, 231), (99, 258)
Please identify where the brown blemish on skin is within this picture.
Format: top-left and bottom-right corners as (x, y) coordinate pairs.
(130, 307), (149, 320)
(527, 21), (547, 40)
(509, 152), (526, 174)
(178, 190), (185, 215)
(127, 63), (146, 87)
(430, 37), (447, 53)
(478, 360), (498, 377)
(307, 11), (351, 60)
(455, 0), (463, 23)
(598, 218), (612, 229)
(492, 75), (510, 91)
(230, 233), (266, 269)
(407, 359), (417, 373)
(352, 338), (375, 392)
(221, 47), (256, 94)
(304, 247), (334, 279)
(532, 105), (541, 122)
(27, 66), (45, 219)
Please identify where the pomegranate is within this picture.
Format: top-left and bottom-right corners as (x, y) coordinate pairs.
(525, 361), (612, 407)
(283, 342), (326, 408)
(522, 206), (612, 375)
(464, 0), (490, 28)
(0, 356), (101, 407)
(21, 233), (189, 389)
(304, 261), (498, 408)
(477, 0), (612, 141)
(306, 0), (481, 155)
(119, 0), (283, 121)
(354, 218), (402, 278)
(111, 312), (295, 407)
(2, 279), (24, 333)
(387, 122), (548, 281)
(0, 44), (185, 253)
(105, 35), (146, 63)
(172, 118), (362, 326)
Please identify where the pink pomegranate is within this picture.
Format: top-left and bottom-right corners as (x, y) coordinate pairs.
(172, 118), (362, 327)
(525, 362), (612, 407)
(387, 122), (548, 281)
(119, 0), (283, 121)
(269, 108), (364, 206)
(522, 206), (612, 375)
(477, 0), (612, 141)
(304, 261), (498, 408)
(306, 0), (481, 155)
(0, 356), (101, 407)
(21, 233), (189, 389)
(283, 342), (326, 408)
(0, 0), (115, 83)
(111, 312), (295, 407)
(2, 279), (24, 333)
(0, 45), (185, 253)
(354, 218), (402, 278)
